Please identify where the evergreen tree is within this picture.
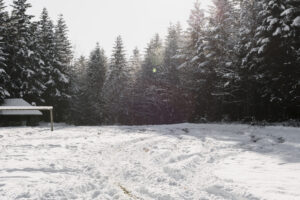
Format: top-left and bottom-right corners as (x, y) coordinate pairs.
(5, 0), (44, 103)
(54, 14), (72, 67)
(246, 0), (300, 120)
(163, 23), (182, 85)
(85, 43), (107, 124)
(162, 23), (190, 123)
(68, 56), (88, 124)
(233, 0), (262, 120)
(0, 0), (9, 101)
(200, 0), (237, 120)
(131, 34), (165, 124)
(141, 34), (164, 81)
(25, 21), (46, 104)
(179, 0), (207, 121)
(128, 47), (142, 81)
(37, 8), (57, 100)
(103, 36), (128, 123)
(43, 14), (72, 121)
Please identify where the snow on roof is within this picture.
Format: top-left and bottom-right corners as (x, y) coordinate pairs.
(0, 98), (42, 116)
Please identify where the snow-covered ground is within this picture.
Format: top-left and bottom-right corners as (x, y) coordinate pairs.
(0, 123), (299, 200)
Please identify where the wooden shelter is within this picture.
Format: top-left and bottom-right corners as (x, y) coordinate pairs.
(0, 98), (54, 131)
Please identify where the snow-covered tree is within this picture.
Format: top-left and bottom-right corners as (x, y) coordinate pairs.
(198, 0), (238, 120)
(141, 34), (164, 82)
(0, 0), (9, 101)
(5, 0), (45, 103)
(130, 34), (165, 124)
(67, 56), (88, 124)
(37, 8), (56, 89)
(231, 0), (262, 120)
(181, 0), (206, 70)
(85, 43), (107, 124)
(246, 0), (300, 120)
(128, 47), (142, 81)
(103, 36), (128, 123)
(54, 14), (72, 68)
(40, 14), (72, 121)
(163, 23), (182, 85)
(178, 0), (208, 121)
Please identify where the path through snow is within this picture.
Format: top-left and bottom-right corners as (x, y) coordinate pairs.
(0, 124), (299, 199)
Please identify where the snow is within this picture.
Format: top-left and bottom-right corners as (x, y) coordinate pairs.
(191, 56), (199, 63)
(292, 16), (300, 27)
(261, 38), (270, 44)
(281, 8), (294, 16)
(273, 27), (282, 36)
(199, 61), (209, 67)
(258, 45), (265, 54)
(0, 123), (299, 200)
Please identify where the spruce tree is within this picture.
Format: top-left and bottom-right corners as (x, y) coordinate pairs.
(247, 0), (300, 120)
(5, 0), (44, 103)
(103, 36), (128, 124)
(43, 14), (72, 121)
(201, 0), (237, 120)
(37, 8), (57, 97)
(68, 56), (88, 124)
(54, 14), (72, 68)
(85, 43), (107, 124)
(179, 0), (207, 121)
(133, 34), (165, 124)
(0, 0), (9, 101)
(128, 47), (142, 81)
(162, 23), (190, 123)
(234, 0), (262, 120)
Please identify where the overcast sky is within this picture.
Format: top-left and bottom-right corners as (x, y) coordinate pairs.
(4, 0), (212, 58)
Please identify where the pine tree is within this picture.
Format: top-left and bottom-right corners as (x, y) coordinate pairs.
(85, 43), (107, 124)
(43, 14), (72, 121)
(233, 0), (262, 120)
(162, 23), (190, 123)
(131, 34), (165, 124)
(247, 0), (300, 120)
(128, 47), (142, 81)
(54, 14), (72, 68)
(68, 56), (88, 124)
(163, 23), (182, 85)
(5, 0), (45, 103)
(103, 36), (128, 124)
(141, 34), (164, 82)
(0, 2), (9, 102)
(37, 8), (56, 97)
(181, 0), (206, 70)
(25, 21), (47, 104)
(0, 0), (9, 101)
(200, 0), (238, 120)
(179, 0), (207, 122)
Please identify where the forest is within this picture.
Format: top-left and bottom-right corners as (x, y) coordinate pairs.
(0, 0), (299, 125)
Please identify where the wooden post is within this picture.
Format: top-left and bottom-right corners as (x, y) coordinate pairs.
(50, 109), (54, 131)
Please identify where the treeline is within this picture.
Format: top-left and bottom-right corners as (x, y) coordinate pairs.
(0, 0), (72, 121)
(1, 0), (299, 125)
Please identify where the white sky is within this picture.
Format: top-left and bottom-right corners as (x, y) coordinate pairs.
(4, 0), (212, 58)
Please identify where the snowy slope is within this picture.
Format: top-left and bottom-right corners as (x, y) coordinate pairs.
(0, 124), (299, 200)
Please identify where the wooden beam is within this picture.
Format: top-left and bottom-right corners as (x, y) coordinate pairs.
(0, 106), (53, 110)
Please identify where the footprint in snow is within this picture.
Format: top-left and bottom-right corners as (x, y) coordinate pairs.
(182, 128), (189, 133)
(277, 137), (285, 144)
(250, 135), (260, 143)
